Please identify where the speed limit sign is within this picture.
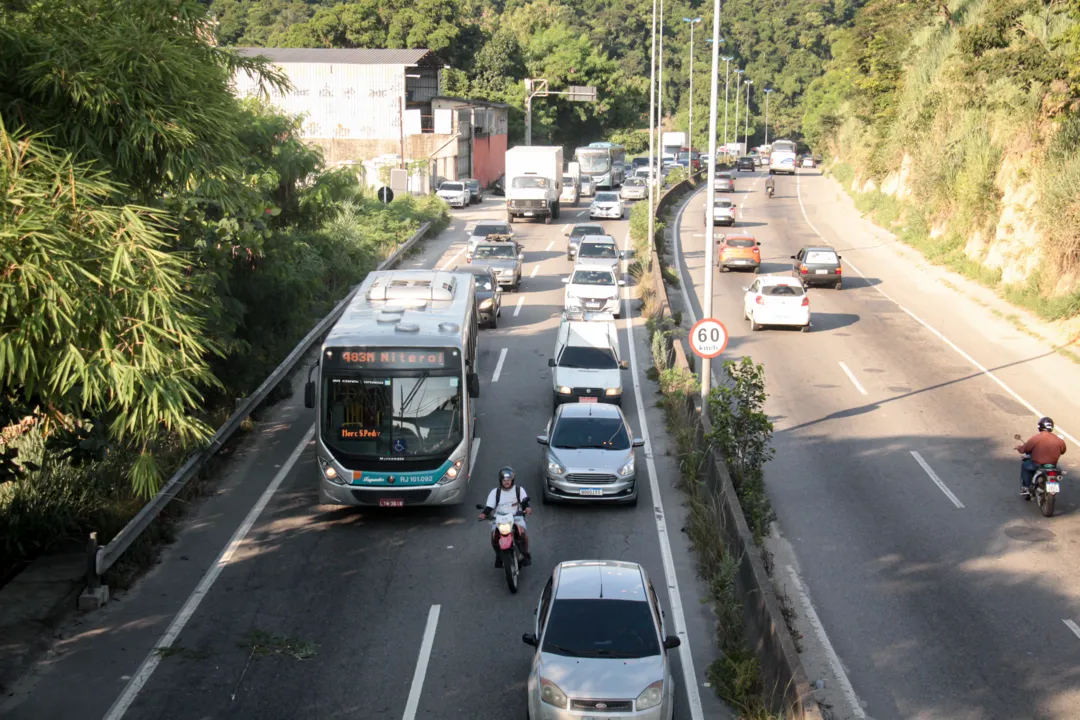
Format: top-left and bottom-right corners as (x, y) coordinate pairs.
(689, 318), (729, 359)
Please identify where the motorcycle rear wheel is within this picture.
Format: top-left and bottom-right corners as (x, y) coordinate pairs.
(1039, 489), (1056, 518)
(503, 548), (520, 593)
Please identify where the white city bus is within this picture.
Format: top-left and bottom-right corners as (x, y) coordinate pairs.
(304, 270), (481, 507)
(769, 139), (797, 175)
(574, 142), (627, 189)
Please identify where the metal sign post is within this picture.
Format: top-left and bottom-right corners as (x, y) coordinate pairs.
(524, 79), (597, 145)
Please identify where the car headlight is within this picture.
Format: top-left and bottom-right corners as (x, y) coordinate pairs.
(556, 386), (572, 395)
(605, 387), (622, 396)
(547, 456), (565, 475)
(318, 457), (345, 485)
(618, 456), (635, 476)
(636, 681), (663, 711)
(437, 457), (464, 485)
(540, 678), (568, 709)
(479, 298), (494, 310)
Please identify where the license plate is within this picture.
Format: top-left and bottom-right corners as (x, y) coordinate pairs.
(1046, 482), (1060, 493)
(379, 498), (404, 507)
(815, 269), (828, 274)
(525, 211), (535, 216)
(580, 488), (604, 496)
(579, 397), (598, 403)
(586, 302), (601, 308)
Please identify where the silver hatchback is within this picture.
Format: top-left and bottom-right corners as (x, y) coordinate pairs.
(536, 403), (643, 505)
(522, 560), (681, 720)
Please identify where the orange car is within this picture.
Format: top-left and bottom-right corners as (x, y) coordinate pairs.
(716, 234), (761, 271)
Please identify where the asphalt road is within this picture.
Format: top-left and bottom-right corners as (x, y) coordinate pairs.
(675, 168), (1080, 720)
(1, 194), (726, 720)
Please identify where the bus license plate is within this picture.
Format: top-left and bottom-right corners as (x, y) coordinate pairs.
(580, 489), (603, 496)
(1046, 482), (1060, 493)
(579, 397), (598, 403)
(379, 498), (404, 507)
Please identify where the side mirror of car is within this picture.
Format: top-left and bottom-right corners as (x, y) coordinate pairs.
(467, 371), (481, 399)
(837, 255), (842, 260)
(756, 241), (761, 246)
(304, 381), (316, 409)
(663, 636), (682, 650)
(522, 633), (538, 647)
(561, 277), (570, 284)
(789, 255), (797, 260)
(620, 360), (630, 370)
(741, 286), (749, 292)
(547, 358), (556, 368)
(632, 437), (645, 448)
(537, 435), (549, 445)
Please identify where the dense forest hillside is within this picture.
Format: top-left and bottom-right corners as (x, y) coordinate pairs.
(802, 0), (1080, 320)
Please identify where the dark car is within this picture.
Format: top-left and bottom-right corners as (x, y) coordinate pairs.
(631, 157), (652, 171)
(464, 178), (483, 204)
(565, 222), (606, 259)
(736, 156), (755, 172)
(792, 245), (843, 289)
(455, 264), (502, 327)
(489, 174), (505, 197)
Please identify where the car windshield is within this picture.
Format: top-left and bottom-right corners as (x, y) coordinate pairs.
(570, 225), (604, 239)
(562, 176), (574, 185)
(474, 245), (517, 259)
(542, 599), (660, 659)
(322, 374), (463, 460)
(805, 250), (838, 264)
(552, 416), (630, 450)
(466, 180), (479, 189)
(575, 246), (618, 262)
(725, 237), (755, 248)
(472, 274), (494, 291)
(764, 283), (805, 296)
(558, 345), (618, 369)
(624, 178), (644, 187)
(718, 173), (732, 179)
(715, 201), (733, 209)
(512, 176), (548, 189)
(594, 192), (619, 202)
(440, 183), (464, 192)
(473, 224), (508, 237)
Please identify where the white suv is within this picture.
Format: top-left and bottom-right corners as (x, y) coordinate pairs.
(563, 267), (624, 317)
(548, 314), (628, 405)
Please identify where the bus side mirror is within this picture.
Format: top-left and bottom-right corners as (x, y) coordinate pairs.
(467, 372), (481, 399)
(304, 381), (316, 409)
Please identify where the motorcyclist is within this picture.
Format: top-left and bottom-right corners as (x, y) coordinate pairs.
(1015, 416), (1066, 497)
(765, 175), (775, 196)
(478, 466), (532, 567)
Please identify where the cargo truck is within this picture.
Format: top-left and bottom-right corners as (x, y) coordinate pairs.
(661, 131), (686, 161)
(506, 146), (564, 224)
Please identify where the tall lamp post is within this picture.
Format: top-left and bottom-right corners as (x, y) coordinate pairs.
(744, 79), (753, 149)
(721, 56), (733, 155)
(732, 69), (744, 153)
(647, 0), (658, 249)
(656, 0), (665, 191)
(683, 17), (701, 151)
(764, 87), (773, 146)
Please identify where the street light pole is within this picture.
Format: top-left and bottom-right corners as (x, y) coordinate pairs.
(732, 69), (744, 153)
(721, 56), (732, 154)
(702, 0), (722, 400)
(647, 0), (658, 250)
(744, 79), (753, 149)
(764, 88), (773, 146)
(683, 17), (701, 150)
(657, 0), (665, 185)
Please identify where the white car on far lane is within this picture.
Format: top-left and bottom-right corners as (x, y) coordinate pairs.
(436, 181), (471, 209)
(563, 267), (624, 318)
(743, 275), (811, 332)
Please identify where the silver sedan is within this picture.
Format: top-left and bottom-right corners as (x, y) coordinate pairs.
(536, 402), (643, 505)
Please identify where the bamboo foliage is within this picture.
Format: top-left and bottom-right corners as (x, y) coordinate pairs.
(0, 121), (219, 496)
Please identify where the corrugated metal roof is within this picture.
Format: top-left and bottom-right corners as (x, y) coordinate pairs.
(233, 47), (438, 66)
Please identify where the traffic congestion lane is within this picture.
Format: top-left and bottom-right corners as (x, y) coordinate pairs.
(59, 196), (706, 720)
(676, 178), (1080, 719)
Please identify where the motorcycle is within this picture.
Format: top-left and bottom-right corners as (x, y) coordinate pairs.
(477, 504), (527, 593)
(1014, 434), (1066, 517)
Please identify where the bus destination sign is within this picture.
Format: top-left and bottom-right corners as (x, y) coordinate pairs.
(325, 347), (456, 370)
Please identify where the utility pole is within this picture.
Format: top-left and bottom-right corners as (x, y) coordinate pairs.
(683, 17), (701, 149)
(647, 0), (658, 251)
(656, 0), (665, 187)
(744, 79), (753, 149)
(732, 69), (744, 153)
(764, 88), (773, 146)
(702, 0), (722, 399)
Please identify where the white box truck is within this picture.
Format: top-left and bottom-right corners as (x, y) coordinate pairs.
(662, 131), (686, 161)
(506, 146), (564, 224)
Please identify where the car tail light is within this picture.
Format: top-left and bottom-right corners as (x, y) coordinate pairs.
(755, 295), (764, 305)
(801, 296), (809, 307)
(799, 265), (808, 274)
(836, 265), (843, 274)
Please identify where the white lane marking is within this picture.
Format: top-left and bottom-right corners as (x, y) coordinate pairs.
(544, 240), (554, 252)
(103, 426), (316, 720)
(910, 451), (965, 509)
(491, 348), (508, 383)
(622, 232), (705, 720)
(795, 171), (1079, 447)
(402, 604), (441, 720)
(561, 223), (571, 232)
(838, 361), (868, 396)
(467, 438), (481, 481)
(1064, 619), (1080, 641)
(513, 295), (525, 317)
(438, 245), (467, 271)
(530, 265), (540, 278)
(787, 566), (866, 719)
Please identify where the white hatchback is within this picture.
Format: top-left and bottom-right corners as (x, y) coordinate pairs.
(743, 276), (811, 332)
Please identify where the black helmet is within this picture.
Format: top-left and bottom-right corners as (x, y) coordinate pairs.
(1038, 417), (1055, 432)
(498, 466), (516, 485)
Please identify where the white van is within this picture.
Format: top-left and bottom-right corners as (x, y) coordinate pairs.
(548, 314), (628, 406)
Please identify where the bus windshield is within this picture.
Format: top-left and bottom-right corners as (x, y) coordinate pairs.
(576, 151), (611, 174)
(771, 141), (796, 155)
(322, 373), (463, 460)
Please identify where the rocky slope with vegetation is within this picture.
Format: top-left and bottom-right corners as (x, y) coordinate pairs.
(802, 0), (1080, 325)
